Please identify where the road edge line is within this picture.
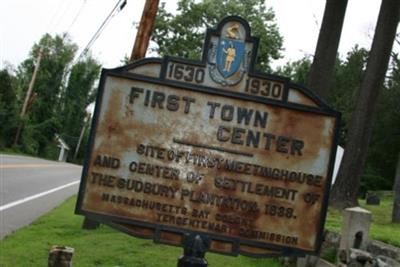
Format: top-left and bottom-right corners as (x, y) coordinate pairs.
(0, 180), (80, 212)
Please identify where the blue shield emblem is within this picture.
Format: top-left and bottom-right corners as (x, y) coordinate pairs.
(216, 38), (245, 78)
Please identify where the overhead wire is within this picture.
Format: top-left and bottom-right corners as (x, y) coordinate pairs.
(65, 0), (87, 34)
(59, 0), (90, 86)
(59, 0), (127, 88)
(44, 1), (68, 34)
(75, 0), (127, 62)
(51, 1), (75, 33)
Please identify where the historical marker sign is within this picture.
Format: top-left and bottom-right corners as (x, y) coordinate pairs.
(76, 16), (340, 257)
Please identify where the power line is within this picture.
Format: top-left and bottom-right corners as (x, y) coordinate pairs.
(51, 1), (74, 33)
(65, 0), (88, 34)
(44, 1), (69, 33)
(75, 0), (127, 62)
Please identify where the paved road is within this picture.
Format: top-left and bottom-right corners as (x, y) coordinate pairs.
(0, 154), (82, 239)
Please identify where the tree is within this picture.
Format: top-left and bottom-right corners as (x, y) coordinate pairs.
(275, 57), (312, 85)
(152, 0), (283, 72)
(60, 56), (101, 161)
(359, 55), (400, 192)
(330, 0), (400, 209)
(328, 46), (369, 146)
(393, 152), (400, 223)
(0, 69), (18, 147)
(277, 46), (399, 197)
(15, 33), (77, 156)
(307, 0), (348, 100)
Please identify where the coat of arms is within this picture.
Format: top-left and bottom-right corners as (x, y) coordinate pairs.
(208, 22), (251, 86)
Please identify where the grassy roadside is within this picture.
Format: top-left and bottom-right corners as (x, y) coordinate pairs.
(1, 196), (398, 266)
(0, 196), (283, 267)
(325, 197), (400, 247)
(0, 149), (31, 157)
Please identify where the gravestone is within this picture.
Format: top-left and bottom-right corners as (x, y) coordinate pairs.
(338, 207), (372, 264)
(366, 194), (380, 206)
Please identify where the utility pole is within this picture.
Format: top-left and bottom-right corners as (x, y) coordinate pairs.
(14, 46), (44, 146)
(73, 112), (91, 159)
(83, 0), (160, 232)
(129, 0), (159, 62)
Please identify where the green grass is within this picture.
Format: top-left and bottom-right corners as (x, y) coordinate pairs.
(2, 196), (398, 266)
(0, 149), (30, 156)
(325, 197), (400, 247)
(0, 196), (283, 267)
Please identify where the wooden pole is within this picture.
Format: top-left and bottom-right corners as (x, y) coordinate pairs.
(129, 0), (159, 62)
(21, 47), (44, 117)
(73, 113), (90, 159)
(14, 46), (44, 146)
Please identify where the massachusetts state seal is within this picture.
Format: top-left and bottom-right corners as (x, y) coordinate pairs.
(208, 21), (251, 86)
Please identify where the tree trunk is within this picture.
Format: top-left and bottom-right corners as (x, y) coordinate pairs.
(306, 0), (348, 100)
(330, 0), (400, 210)
(393, 152), (400, 223)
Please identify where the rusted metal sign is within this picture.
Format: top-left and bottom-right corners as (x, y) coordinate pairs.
(76, 16), (340, 257)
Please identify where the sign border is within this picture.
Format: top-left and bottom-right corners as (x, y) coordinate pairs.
(75, 16), (341, 257)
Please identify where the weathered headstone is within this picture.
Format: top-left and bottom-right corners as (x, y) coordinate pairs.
(366, 193), (380, 206)
(338, 207), (372, 264)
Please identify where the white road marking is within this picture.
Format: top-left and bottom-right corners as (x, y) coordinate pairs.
(0, 164), (63, 169)
(0, 180), (80, 212)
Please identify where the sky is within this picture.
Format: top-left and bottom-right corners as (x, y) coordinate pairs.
(0, 0), (384, 71)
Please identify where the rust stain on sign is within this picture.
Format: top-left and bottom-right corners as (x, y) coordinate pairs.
(76, 16), (340, 257)
(78, 75), (338, 253)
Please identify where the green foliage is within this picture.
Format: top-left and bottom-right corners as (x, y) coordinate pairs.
(15, 34), (78, 156)
(328, 46), (400, 192)
(328, 46), (369, 146)
(0, 196), (283, 267)
(152, 0), (283, 72)
(360, 174), (392, 194)
(363, 55), (400, 189)
(274, 57), (311, 85)
(277, 45), (398, 193)
(0, 69), (19, 148)
(326, 197), (400, 247)
(320, 247), (338, 264)
(60, 56), (101, 161)
(5, 33), (101, 161)
(275, 47), (368, 148)
(276, 47), (368, 146)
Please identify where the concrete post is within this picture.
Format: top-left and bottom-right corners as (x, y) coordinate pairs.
(48, 246), (74, 267)
(338, 207), (371, 264)
(58, 147), (65, 162)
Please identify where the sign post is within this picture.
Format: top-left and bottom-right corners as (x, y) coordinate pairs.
(76, 16), (340, 262)
(177, 234), (209, 267)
